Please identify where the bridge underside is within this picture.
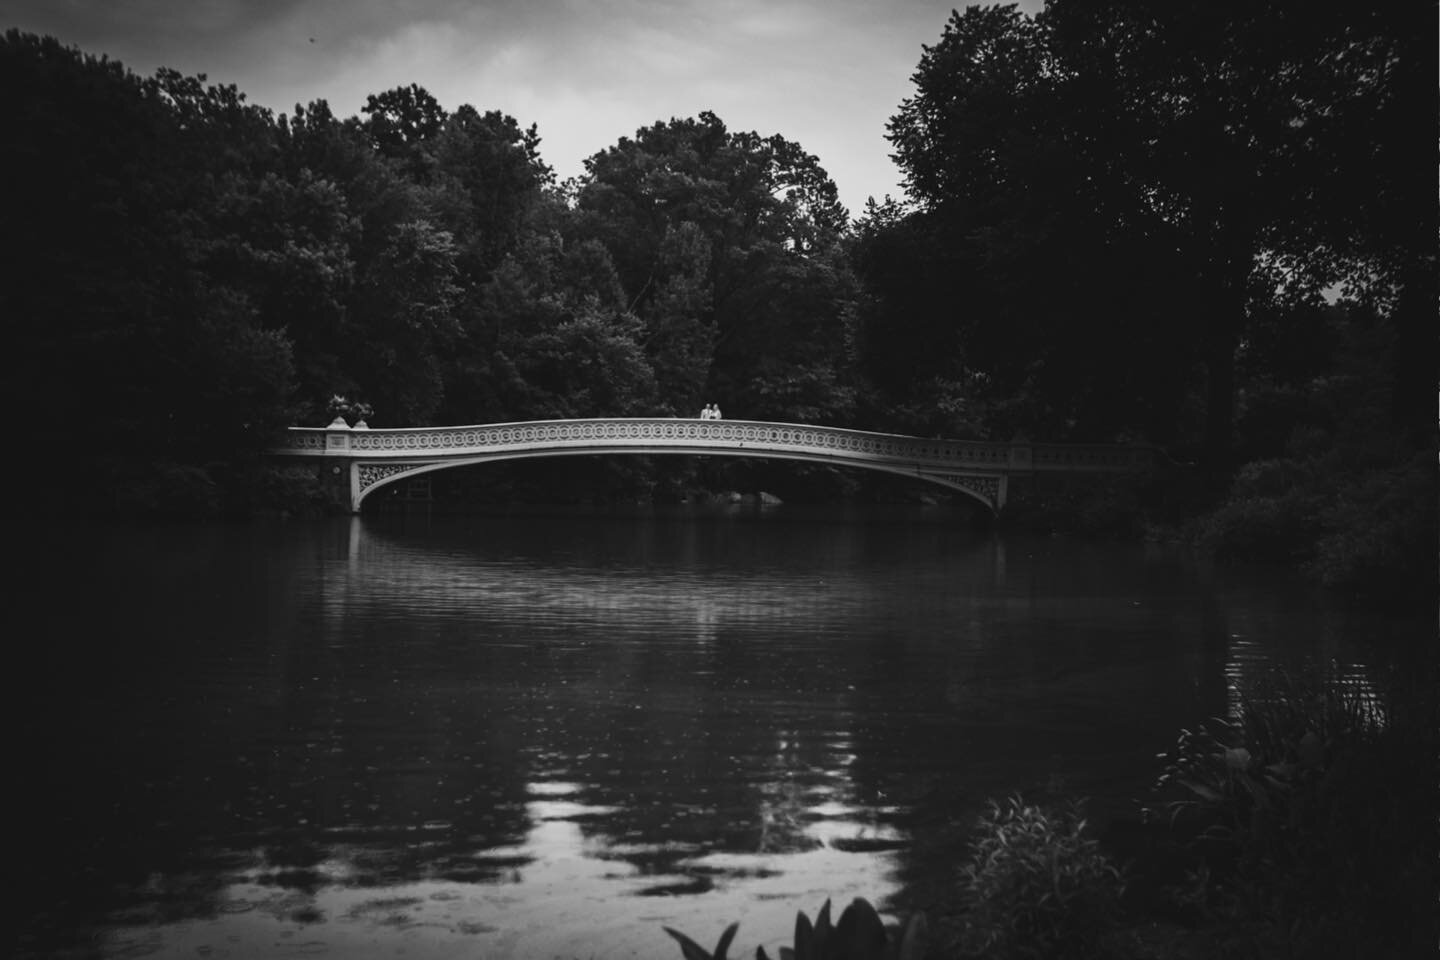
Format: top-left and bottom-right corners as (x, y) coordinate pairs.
(340, 447), (1008, 514)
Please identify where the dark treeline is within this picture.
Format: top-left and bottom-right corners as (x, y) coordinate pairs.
(863, 0), (1435, 598)
(4, 29), (858, 514)
(3, 0), (1433, 595)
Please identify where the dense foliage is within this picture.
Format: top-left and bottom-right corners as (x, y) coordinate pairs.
(4, 30), (860, 517)
(865, 0), (1435, 595)
(876, 0), (1434, 465)
(5, 1), (1432, 596)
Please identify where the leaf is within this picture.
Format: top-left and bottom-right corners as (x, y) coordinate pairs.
(896, 912), (928, 960)
(663, 926), (715, 960)
(835, 897), (887, 956)
(813, 899), (833, 951)
(793, 909), (813, 958)
(714, 922), (739, 960)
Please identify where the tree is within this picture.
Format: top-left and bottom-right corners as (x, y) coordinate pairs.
(575, 112), (857, 423)
(360, 83), (445, 177)
(881, 5), (1195, 444)
(644, 222), (714, 416)
(426, 104), (555, 280)
(462, 231), (657, 421)
(345, 219), (462, 425)
(881, 1), (1434, 463)
(2, 32), (297, 478)
(1042, 0), (1435, 457)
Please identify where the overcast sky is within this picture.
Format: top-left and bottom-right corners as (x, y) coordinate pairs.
(8, 0), (1043, 215)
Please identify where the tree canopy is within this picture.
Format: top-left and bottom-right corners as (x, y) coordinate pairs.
(877, 0), (1435, 462)
(5, 3), (1431, 535)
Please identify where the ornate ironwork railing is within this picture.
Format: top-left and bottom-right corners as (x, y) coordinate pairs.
(272, 418), (1150, 471)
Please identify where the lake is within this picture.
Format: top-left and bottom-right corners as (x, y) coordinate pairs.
(16, 503), (1405, 959)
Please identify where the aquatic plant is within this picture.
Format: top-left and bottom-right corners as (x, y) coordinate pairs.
(955, 794), (1125, 960)
(664, 897), (926, 960)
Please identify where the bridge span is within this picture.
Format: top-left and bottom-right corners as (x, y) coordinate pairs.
(268, 418), (1153, 514)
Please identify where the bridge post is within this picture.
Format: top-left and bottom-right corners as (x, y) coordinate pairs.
(323, 419), (354, 451)
(317, 421), (359, 512)
(1000, 443), (1035, 512)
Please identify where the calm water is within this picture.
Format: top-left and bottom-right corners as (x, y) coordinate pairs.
(17, 504), (1403, 959)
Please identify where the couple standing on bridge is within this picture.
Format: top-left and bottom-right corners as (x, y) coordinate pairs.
(698, 403), (724, 420)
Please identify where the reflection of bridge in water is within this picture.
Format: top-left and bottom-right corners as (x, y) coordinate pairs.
(270, 418), (1154, 513)
(322, 514), (1013, 642)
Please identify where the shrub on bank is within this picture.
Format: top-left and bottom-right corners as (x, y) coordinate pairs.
(1190, 444), (1436, 600)
(955, 795), (1125, 960)
(1149, 664), (1438, 958)
(1189, 458), (1327, 562)
(103, 459), (224, 520)
(1308, 451), (1437, 597)
(244, 463), (343, 517)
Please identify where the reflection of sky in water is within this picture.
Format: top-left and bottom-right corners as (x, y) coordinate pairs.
(103, 763), (903, 960)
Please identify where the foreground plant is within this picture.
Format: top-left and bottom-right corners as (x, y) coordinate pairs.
(1150, 663), (1437, 956)
(664, 921), (739, 960)
(956, 794), (1125, 960)
(664, 897), (926, 960)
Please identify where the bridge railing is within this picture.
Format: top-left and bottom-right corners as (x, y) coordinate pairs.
(272, 418), (1152, 472)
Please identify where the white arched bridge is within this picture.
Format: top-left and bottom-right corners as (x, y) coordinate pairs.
(268, 418), (1154, 514)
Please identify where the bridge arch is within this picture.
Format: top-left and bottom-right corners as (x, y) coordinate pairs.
(353, 448), (1001, 513)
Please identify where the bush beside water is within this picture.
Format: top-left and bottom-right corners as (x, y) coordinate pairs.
(1145, 664), (1438, 958)
(1193, 449), (1436, 599)
(954, 795), (1125, 959)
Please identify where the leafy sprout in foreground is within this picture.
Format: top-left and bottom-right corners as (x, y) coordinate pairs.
(664, 897), (926, 960)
